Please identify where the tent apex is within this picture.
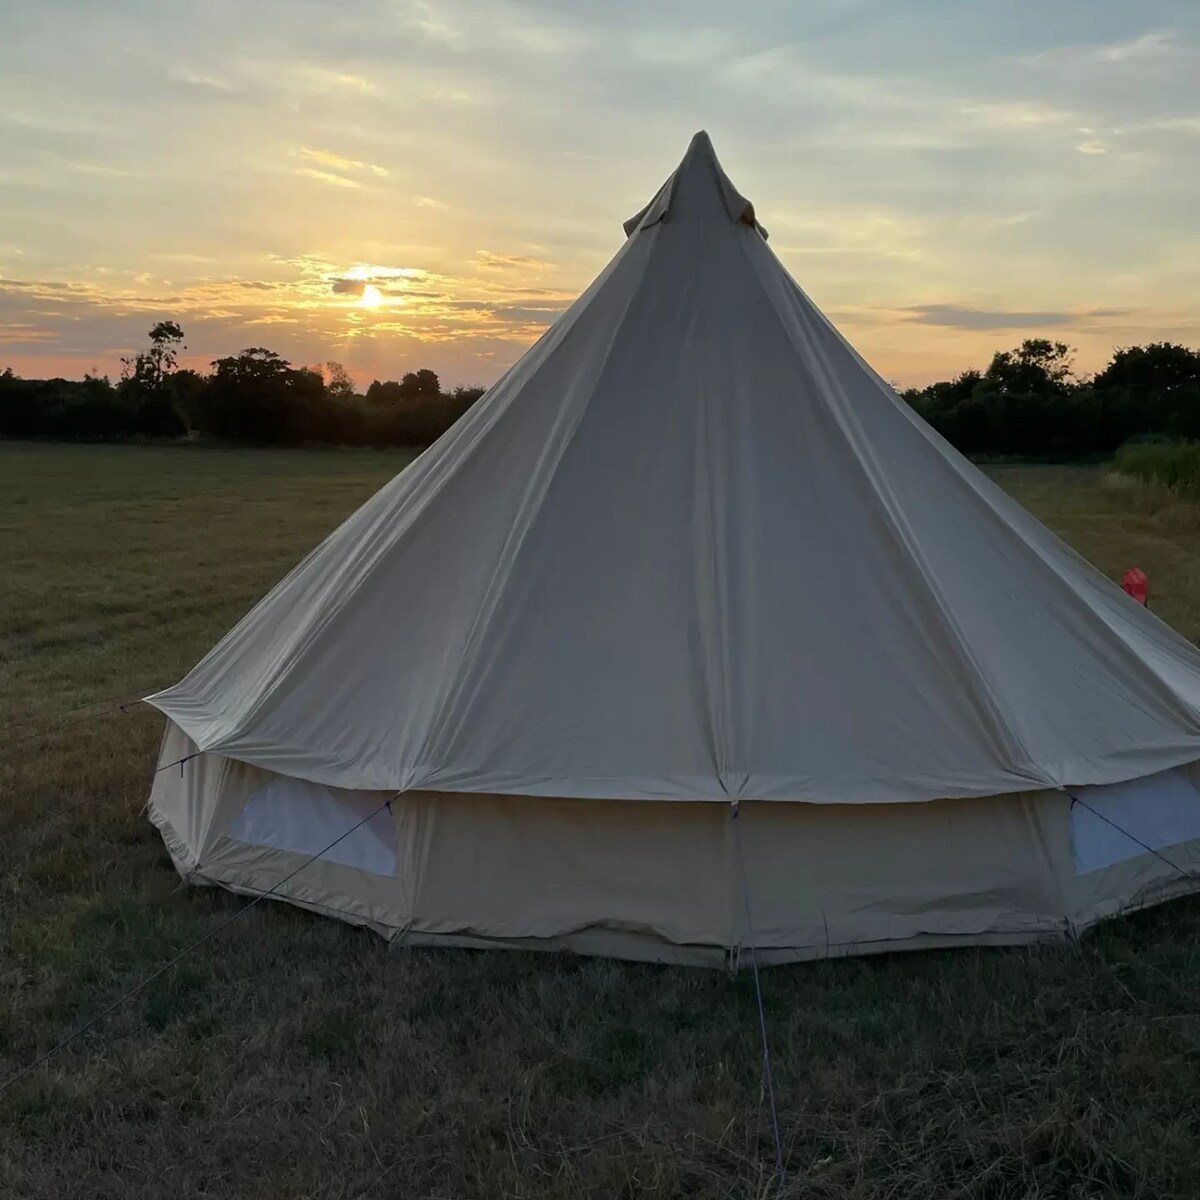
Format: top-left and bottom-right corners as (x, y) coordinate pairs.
(684, 129), (718, 165)
(623, 129), (767, 239)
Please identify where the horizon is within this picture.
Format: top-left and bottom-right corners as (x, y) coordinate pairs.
(2, 1), (1198, 391)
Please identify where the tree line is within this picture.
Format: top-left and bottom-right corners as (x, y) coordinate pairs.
(3, 323), (1199, 458)
(0, 322), (485, 448)
(902, 339), (1200, 459)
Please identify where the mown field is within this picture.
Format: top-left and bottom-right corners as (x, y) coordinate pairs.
(3, 442), (1200, 1200)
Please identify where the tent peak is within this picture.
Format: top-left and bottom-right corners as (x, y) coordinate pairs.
(679, 130), (726, 174)
(623, 132), (767, 240)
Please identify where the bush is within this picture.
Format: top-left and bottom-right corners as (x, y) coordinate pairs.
(1113, 442), (1200, 498)
(0, 372), (141, 441)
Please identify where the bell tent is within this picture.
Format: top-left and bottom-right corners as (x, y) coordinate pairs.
(147, 132), (1200, 965)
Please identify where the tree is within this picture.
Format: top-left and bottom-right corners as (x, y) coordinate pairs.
(1094, 343), (1200, 397)
(367, 370), (442, 405)
(203, 348), (328, 444)
(968, 341), (1079, 457)
(205, 348), (293, 442)
(0, 367), (40, 438)
(903, 370), (987, 453)
(148, 320), (186, 383)
(170, 369), (210, 439)
(394, 369), (441, 400)
(983, 340), (1075, 394)
(1093, 343), (1200, 440)
(366, 369), (441, 406)
(361, 370), (484, 444)
(905, 370), (981, 418)
(121, 321), (185, 394)
(325, 361), (356, 399)
(119, 320), (188, 437)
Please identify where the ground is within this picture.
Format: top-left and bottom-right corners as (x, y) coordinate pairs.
(2, 443), (1200, 1200)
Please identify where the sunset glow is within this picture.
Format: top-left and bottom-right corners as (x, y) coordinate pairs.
(0, 2), (1197, 390)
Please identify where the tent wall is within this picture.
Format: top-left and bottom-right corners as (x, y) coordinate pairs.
(150, 723), (1200, 965)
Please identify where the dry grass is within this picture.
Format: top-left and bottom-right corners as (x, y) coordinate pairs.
(3, 445), (1200, 1199)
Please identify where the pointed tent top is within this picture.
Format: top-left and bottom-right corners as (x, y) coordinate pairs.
(148, 129), (1200, 811)
(623, 130), (768, 240)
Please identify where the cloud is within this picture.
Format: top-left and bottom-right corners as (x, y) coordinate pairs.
(325, 263), (431, 299)
(474, 251), (554, 270)
(301, 148), (364, 171)
(168, 67), (238, 93)
(0, 322), (60, 345)
(956, 211), (1041, 232)
(276, 62), (380, 95)
(300, 148), (389, 177)
(145, 253), (217, 265)
(71, 162), (139, 178)
(719, 44), (1086, 156)
(956, 101), (1076, 130)
(400, 1), (464, 46)
(491, 303), (568, 323)
(902, 304), (1142, 333)
(1097, 30), (1177, 64)
(900, 304), (1127, 331)
(627, 27), (733, 68)
(0, 111), (119, 138)
(342, 265), (427, 280)
(771, 208), (932, 262)
(398, 2), (589, 56)
(1122, 115), (1200, 137)
(299, 168), (361, 189)
(1020, 29), (1183, 71)
(1075, 140), (1109, 155)
(0, 279), (97, 297)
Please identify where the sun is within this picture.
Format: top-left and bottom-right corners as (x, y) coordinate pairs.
(359, 283), (385, 308)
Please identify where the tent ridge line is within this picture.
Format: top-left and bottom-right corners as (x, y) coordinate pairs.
(735, 236), (1050, 785)
(414, 236), (664, 770)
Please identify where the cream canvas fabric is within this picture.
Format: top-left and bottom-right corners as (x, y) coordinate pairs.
(149, 725), (1200, 965)
(146, 132), (1200, 963)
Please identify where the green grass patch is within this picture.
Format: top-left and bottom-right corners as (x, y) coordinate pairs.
(1115, 440), (1200, 499)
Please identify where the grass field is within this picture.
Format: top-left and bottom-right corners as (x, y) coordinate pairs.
(3, 442), (1200, 1199)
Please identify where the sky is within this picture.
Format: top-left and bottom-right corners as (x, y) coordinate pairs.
(1, 0), (1198, 389)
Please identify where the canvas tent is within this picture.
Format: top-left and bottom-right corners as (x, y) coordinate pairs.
(147, 131), (1200, 965)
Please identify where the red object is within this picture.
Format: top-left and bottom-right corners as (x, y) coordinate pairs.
(1122, 567), (1149, 606)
